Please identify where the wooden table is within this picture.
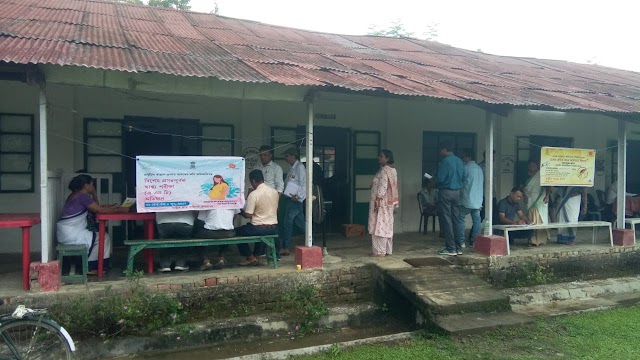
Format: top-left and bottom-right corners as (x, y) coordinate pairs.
(0, 213), (41, 290)
(95, 213), (156, 277)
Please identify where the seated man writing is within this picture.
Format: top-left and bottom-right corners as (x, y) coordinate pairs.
(496, 187), (534, 244)
(236, 169), (280, 266)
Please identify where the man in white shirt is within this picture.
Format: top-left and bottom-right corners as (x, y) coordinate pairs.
(254, 145), (284, 193)
(236, 170), (280, 266)
(280, 147), (307, 256)
(156, 211), (195, 272)
(195, 208), (238, 270)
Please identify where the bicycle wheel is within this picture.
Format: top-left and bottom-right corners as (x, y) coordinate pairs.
(0, 319), (73, 360)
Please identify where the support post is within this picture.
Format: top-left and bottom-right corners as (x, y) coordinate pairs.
(485, 111), (495, 231)
(305, 100), (314, 247)
(616, 119), (627, 229)
(39, 89), (51, 263)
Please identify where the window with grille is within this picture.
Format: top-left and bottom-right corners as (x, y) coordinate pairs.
(0, 113), (34, 193)
(201, 124), (234, 156)
(422, 131), (476, 178)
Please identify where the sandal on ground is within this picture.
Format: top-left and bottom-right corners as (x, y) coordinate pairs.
(238, 258), (259, 266)
(87, 270), (98, 276)
(200, 260), (213, 271)
(213, 259), (226, 270)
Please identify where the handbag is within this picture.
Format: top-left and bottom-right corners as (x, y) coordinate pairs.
(86, 211), (99, 232)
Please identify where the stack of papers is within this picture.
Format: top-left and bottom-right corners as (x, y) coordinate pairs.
(284, 182), (300, 198)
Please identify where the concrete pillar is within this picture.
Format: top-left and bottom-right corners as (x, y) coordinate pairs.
(616, 119), (627, 229)
(485, 111), (495, 231)
(39, 89), (51, 262)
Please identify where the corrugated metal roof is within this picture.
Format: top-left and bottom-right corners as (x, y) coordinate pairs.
(0, 0), (639, 114)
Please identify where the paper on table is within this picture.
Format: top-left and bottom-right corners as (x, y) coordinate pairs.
(284, 182), (300, 198)
(121, 198), (136, 207)
(424, 173), (433, 179)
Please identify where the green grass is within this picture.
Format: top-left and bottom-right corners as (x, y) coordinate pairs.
(300, 306), (640, 360)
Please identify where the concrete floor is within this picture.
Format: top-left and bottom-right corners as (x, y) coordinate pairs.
(0, 227), (617, 298)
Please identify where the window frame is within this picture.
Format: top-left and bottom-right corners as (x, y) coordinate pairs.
(422, 131), (476, 178)
(201, 124), (235, 156)
(0, 113), (35, 193)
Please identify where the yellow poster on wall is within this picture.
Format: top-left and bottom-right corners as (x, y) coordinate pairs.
(540, 147), (596, 187)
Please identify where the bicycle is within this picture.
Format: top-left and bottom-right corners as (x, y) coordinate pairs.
(0, 302), (75, 360)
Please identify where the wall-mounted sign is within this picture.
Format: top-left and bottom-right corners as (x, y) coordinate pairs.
(136, 156), (245, 212)
(501, 155), (514, 174)
(540, 147), (596, 187)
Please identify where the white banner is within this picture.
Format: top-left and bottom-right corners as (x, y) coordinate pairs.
(136, 156), (245, 213)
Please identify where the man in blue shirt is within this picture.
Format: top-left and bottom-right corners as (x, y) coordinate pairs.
(457, 149), (484, 250)
(436, 141), (464, 256)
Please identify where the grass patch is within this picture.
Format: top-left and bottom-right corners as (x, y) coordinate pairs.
(300, 306), (640, 359)
(49, 275), (329, 339)
(50, 270), (183, 338)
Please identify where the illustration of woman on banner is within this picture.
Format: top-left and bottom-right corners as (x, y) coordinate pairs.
(209, 175), (230, 200)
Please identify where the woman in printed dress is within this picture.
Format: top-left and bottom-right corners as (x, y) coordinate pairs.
(209, 175), (230, 200)
(368, 149), (399, 256)
(56, 175), (129, 274)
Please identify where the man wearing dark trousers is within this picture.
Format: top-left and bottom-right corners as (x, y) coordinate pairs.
(436, 141), (464, 256)
(236, 170), (280, 266)
(496, 187), (533, 244)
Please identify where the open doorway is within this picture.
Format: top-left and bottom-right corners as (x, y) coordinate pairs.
(296, 126), (352, 232)
(121, 116), (200, 241)
(123, 116), (200, 197)
(625, 140), (640, 194)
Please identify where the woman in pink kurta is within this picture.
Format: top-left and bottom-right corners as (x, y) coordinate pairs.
(369, 149), (399, 256)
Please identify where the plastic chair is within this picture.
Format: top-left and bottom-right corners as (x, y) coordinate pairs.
(57, 244), (88, 284)
(417, 192), (437, 234)
(596, 189), (614, 222)
(586, 193), (605, 221)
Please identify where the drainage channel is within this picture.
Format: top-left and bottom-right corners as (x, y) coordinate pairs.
(129, 317), (412, 360)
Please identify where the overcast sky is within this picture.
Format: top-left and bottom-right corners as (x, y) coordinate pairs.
(187, 0), (639, 73)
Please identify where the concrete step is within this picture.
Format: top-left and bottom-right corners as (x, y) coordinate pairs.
(505, 276), (640, 305)
(385, 267), (511, 316)
(433, 311), (532, 335)
(512, 292), (640, 317)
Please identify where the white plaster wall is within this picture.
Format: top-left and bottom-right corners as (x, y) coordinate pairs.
(0, 81), (40, 254)
(2, 77), (638, 254)
(386, 98), (487, 234)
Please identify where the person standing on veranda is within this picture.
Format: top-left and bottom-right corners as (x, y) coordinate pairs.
(556, 187), (587, 245)
(368, 149), (399, 256)
(457, 149), (483, 249)
(280, 147), (307, 256)
(523, 159), (551, 246)
(436, 141), (464, 256)
(255, 145), (284, 194)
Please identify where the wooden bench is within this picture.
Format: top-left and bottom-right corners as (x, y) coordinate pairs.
(124, 235), (279, 271)
(493, 221), (613, 255)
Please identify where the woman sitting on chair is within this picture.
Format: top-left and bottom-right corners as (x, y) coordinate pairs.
(56, 175), (129, 275)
